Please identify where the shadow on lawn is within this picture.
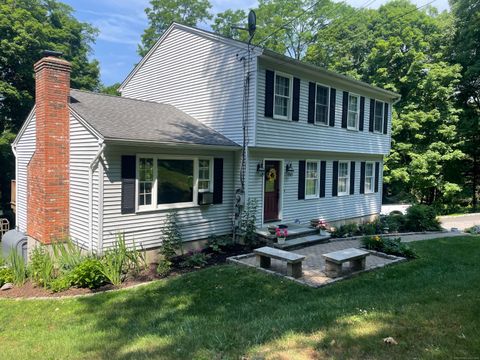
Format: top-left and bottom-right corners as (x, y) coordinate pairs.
(73, 238), (479, 359)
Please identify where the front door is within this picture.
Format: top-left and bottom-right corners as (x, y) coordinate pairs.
(263, 160), (280, 222)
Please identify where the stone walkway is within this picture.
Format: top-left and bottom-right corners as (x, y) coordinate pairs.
(229, 231), (467, 288)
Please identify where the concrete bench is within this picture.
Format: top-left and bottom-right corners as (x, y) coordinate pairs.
(322, 248), (369, 278)
(254, 246), (306, 278)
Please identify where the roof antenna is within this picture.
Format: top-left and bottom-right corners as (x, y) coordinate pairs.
(231, 10), (257, 44)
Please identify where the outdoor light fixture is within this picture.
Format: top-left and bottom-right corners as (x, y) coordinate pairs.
(256, 162), (265, 175)
(285, 162), (294, 176)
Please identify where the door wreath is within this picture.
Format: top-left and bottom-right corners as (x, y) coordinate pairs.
(267, 168), (277, 181)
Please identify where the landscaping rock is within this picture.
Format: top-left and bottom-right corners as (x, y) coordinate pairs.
(383, 337), (398, 345)
(1, 283), (14, 291)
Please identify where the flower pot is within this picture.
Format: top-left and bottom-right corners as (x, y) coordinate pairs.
(277, 237), (286, 244)
(319, 229), (327, 236)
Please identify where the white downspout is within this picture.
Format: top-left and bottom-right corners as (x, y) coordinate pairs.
(89, 140), (105, 253)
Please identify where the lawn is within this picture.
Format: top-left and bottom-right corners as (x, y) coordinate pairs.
(0, 236), (479, 360)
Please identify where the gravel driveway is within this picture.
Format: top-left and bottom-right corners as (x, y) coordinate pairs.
(439, 213), (480, 231)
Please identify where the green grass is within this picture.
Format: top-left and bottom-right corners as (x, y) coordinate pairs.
(1, 236), (479, 359)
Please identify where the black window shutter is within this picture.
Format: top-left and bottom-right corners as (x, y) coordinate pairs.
(213, 158), (223, 204)
(359, 96), (365, 131)
(264, 70), (275, 118)
(383, 102), (389, 134)
(374, 162), (380, 193)
(369, 98), (375, 132)
(320, 160), (326, 198)
(360, 162), (366, 194)
(292, 77), (300, 121)
(329, 88), (336, 127)
(350, 161), (355, 195)
(342, 91), (349, 128)
(307, 82), (315, 124)
(332, 161), (339, 197)
(298, 160), (306, 199)
(121, 155), (136, 214)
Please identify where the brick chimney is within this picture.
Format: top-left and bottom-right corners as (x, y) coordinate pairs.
(27, 53), (71, 244)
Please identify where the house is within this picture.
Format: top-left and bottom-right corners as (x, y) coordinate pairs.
(12, 23), (400, 253)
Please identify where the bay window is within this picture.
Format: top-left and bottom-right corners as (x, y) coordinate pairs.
(338, 161), (350, 196)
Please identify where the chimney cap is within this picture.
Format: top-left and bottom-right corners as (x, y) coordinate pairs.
(41, 50), (64, 58)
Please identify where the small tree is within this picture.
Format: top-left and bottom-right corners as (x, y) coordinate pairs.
(240, 198), (258, 246)
(160, 210), (184, 259)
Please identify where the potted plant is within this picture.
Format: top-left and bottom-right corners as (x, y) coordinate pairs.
(316, 218), (330, 236)
(275, 227), (288, 244)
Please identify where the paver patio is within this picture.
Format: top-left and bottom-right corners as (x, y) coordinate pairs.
(229, 232), (467, 287)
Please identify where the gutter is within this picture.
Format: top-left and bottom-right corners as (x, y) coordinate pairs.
(88, 140), (105, 253)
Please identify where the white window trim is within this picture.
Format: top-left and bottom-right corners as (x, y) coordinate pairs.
(347, 93), (360, 131)
(273, 71), (293, 121)
(135, 154), (213, 211)
(198, 157), (214, 193)
(373, 99), (385, 134)
(338, 160), (350, 196)
(314, 83), (330, 126)
(305, 160), (320, 199)
(365, 161), (375, 194)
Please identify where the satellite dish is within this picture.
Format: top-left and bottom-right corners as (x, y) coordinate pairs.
(248, 10), (256, 38)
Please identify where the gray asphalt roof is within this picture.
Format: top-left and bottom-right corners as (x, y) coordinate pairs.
(69, 89), (239, 147)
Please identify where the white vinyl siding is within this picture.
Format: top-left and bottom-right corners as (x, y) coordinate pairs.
(249, 150), (383, 225)
(121, 26), (256, 145)
(305, 160), (319, 198)
(69, 114), (101, 250)
(256, 62), (392, 155)
(338, 161), (350, 196)
(100, 145), (235, 250)
(14, 112), (36, 233)
(347, 94), (360, 130)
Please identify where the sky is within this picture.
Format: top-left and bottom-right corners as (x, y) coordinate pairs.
(61, 0), (450, 86)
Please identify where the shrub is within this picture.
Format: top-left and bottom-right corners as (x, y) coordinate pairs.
(100, 234), (129, 286)
(384, 213), (406, 233)
(156, 259), (172, 277)
(70, 258), (106, 289)
(0, 267), (14, 287)
(465, 225), (480, 234)
(361, 235), (417, 258)
(7, 250), (27, 285)
(240, 198), (258, 246)
(207, 234), (232, 253)
(405, 205), (441, 232)
(331, 223), (360, 238)
(160, 210), (184, 260)
(49, 275), (72, 293)
(52, 239), (84, 272)
(180, 251), (209, 268)
(362, 235), (384, 251)
(28, 246), (54, 288)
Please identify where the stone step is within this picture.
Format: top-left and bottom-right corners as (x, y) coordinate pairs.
(272, 234), (331, 250)
(256, 224), (319, 241)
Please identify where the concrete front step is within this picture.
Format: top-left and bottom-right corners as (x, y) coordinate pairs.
(256, 224), (318, 241)
(273, 234), (331, 250)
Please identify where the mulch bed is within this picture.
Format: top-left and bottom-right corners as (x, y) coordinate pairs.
(0, 244), (252, 299)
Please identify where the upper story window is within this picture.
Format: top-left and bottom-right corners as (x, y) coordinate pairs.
(137, 156), (212, 210)
(374, 100), (384, 133)
(315, 84), (330, 125)
(347, 94), (360, 130)
(274, 73), (292, 119)
(338, 161), (350, 196)
(365, 161), (375, 193)
(305, 160), (319, 198)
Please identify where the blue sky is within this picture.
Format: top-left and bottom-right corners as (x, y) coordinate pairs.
(61, 0), (450, 86)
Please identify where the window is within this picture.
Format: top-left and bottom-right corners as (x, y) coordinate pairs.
(365, 162), (375, 193)
(315, 84), (329, 125)
(305, 161), (319, 198)
(136, 155), (212, 210)
(338, 161), (350, 196)
(274, 73), (291, 119)
(347, 94), (360, 130)
(198, 159), (212, 192)
(138, 158), (154, 207)
(374, 100), (384, 133)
